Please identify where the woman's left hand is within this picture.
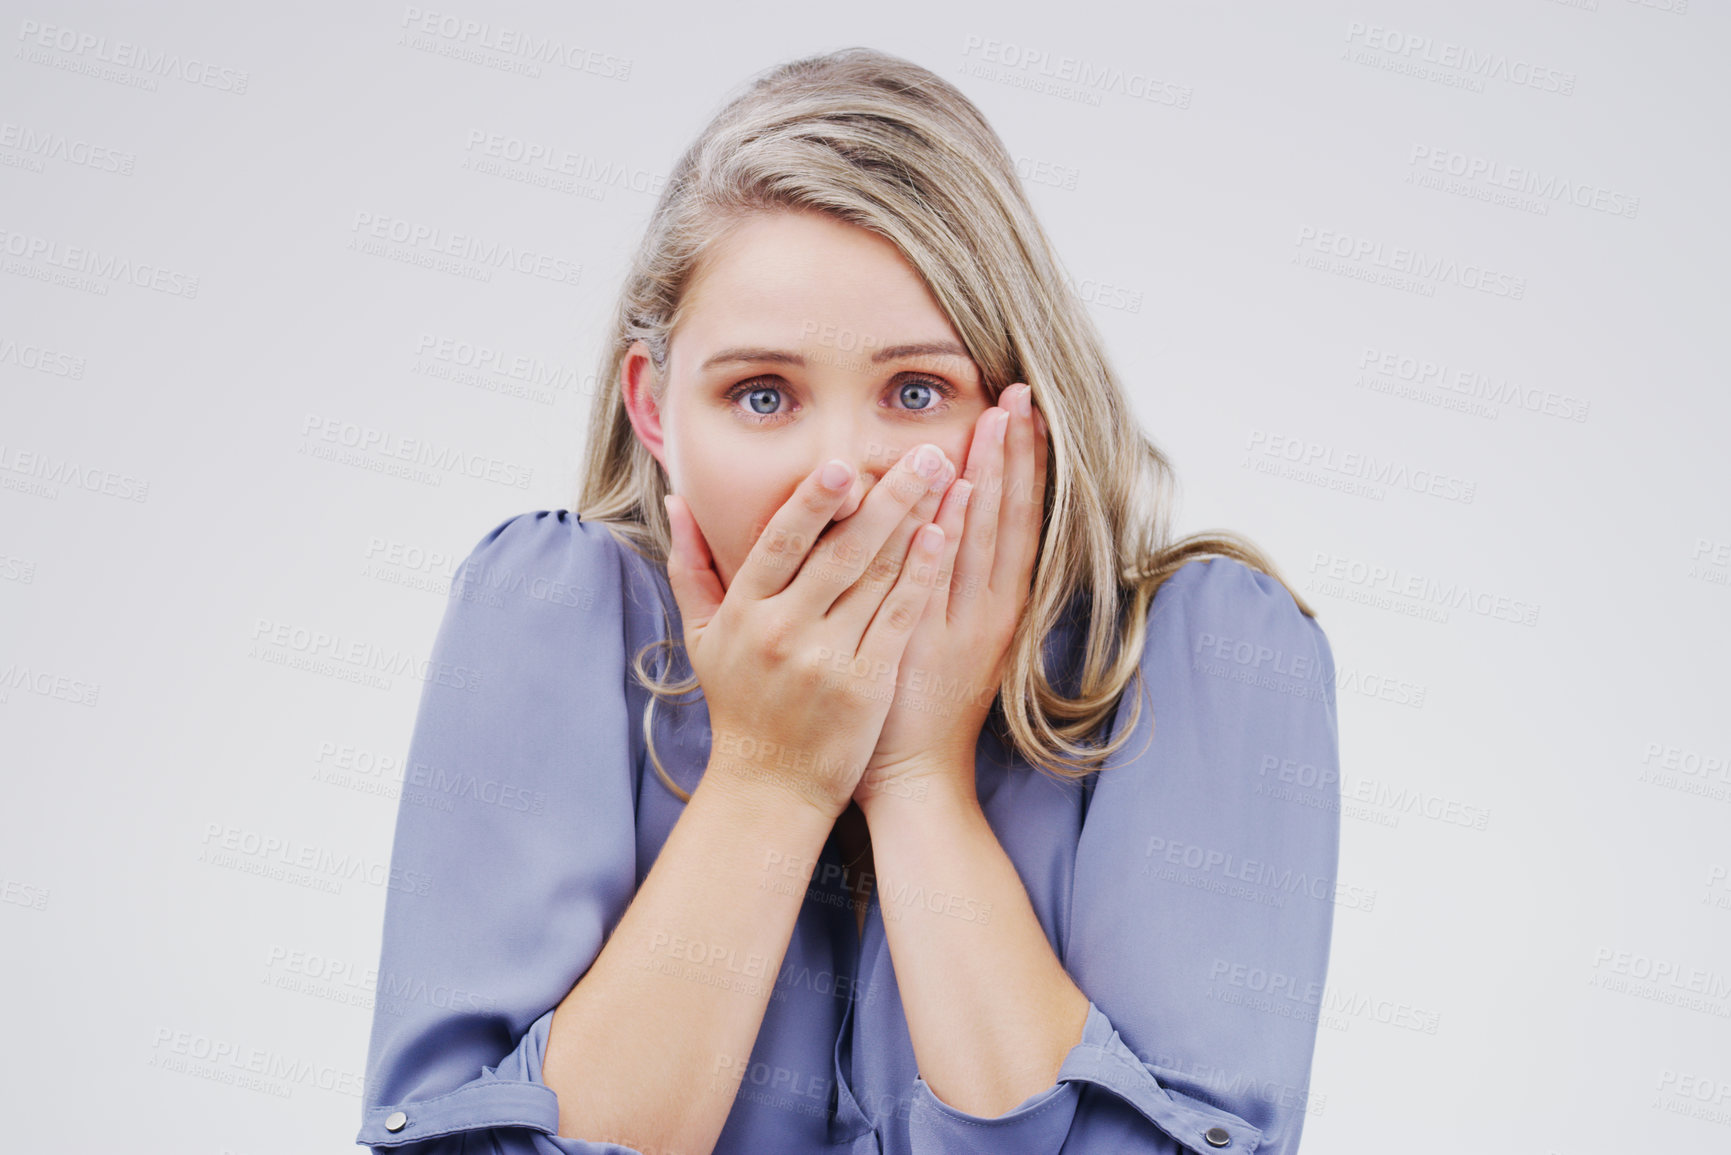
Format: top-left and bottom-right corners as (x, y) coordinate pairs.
(853, 382), (1049, 815)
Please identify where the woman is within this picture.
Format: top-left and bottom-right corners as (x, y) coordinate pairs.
(357, 47), (1340, 1155)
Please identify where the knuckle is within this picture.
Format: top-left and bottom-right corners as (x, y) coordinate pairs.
(883, 599), (920, 633)
(886, 466), (926, 505)
(863, 551), (900, 586)
(757, 609), (799, 657)
(801, 485), (835, 516)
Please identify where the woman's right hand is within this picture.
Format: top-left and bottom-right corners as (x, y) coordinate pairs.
(662, 444), (958, 820)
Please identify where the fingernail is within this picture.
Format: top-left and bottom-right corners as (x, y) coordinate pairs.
(1016, 386), (1032, 417)
(914, 444), (942, 478)
(993, 409), (1009, 445)
(822, 459), (852, 490)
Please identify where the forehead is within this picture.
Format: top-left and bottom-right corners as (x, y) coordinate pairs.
(674, 211), (966, 364)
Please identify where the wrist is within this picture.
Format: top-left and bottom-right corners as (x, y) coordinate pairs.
(858, 767), (981, 829)
(697, 759), (848, 835)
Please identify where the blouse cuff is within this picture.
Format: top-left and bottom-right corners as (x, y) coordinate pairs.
(357, 1007), (646, 1154)
(906, 1001), (1265, 1155)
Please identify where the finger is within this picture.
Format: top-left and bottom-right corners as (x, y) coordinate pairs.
(725, 457), (861, 604)
(828, 450), (954, 627)
(929, 477), (973, 625)
(857, 522), (945, 671)
(661, 494), (725, 639)
(798, 445), (947, 625)
(993, 383), (1045, 598)
(1025, 401), (1050, 587)
(956, 395), (1010, 599)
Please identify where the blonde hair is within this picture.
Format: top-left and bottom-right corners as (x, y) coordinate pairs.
(575, 46), (1319, 804)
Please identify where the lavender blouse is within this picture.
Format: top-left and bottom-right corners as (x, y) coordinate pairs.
(356, 510), (1341, 1154)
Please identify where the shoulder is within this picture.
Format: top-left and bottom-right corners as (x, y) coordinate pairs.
(1119, 556), (1337, 738)
(425, 512), (631, 696)
(451, 510), (627, 610)
(458, 509), (621, 578)
(1149, 556), (1333, 679)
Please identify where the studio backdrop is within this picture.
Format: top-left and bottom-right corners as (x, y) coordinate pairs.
(2, 3), (1726, 1153)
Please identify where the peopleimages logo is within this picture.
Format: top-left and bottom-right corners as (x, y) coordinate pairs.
(0, 442), (149, 502)
(957, 36), (1193, 108)
(1407, 145), (1639, 219)
(461, 130), (664, 196)
(0, 119), (136, 174)
(1355, 347), (1591, 423)
(1307, 552), (1541, 627)
(1143, 836), (1376, 911)
(1342, 22), (1577, 95)
(0, 333), (88, 379)
(299, 414), (535, 490)
(413, 332), (586, 393)
(349, 211), (582, 286)
(1294, 225), (1526, 299)
(249, 616), (485, 692)
(0, 226), (200, 298)
(1245, 429), (1478, 504)
(15, 19), (251, 93)
(398, 7), (632, 79)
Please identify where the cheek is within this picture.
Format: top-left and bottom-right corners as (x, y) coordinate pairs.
(945, 406), (994, 470)
(688, 485), (797, 592)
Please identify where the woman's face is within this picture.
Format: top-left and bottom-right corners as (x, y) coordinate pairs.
(622, 210), (993, 593)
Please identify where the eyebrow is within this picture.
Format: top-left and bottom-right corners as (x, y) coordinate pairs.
(700, 340), (973, 371)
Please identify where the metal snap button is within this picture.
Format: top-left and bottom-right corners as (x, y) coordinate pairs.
(1204, 1125), (1231, 1147)
(385, 1111), (408, 1132)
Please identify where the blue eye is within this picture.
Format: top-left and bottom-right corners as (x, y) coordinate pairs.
(898, 379), (940, 411)
(737, 385), (782, 418)
(723, 375), (959, 425)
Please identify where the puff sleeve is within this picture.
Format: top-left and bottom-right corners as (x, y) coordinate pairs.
(355, 511), (647, 1154)
(906, 557), (1341, 1154)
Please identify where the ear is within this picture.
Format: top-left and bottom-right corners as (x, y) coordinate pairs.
(620, 340), (668, 468)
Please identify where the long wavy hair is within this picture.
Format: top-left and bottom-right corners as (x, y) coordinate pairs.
(574, 46), (1318, 804)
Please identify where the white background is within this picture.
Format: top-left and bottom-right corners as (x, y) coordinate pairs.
(3, 2), (1727, 1152)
